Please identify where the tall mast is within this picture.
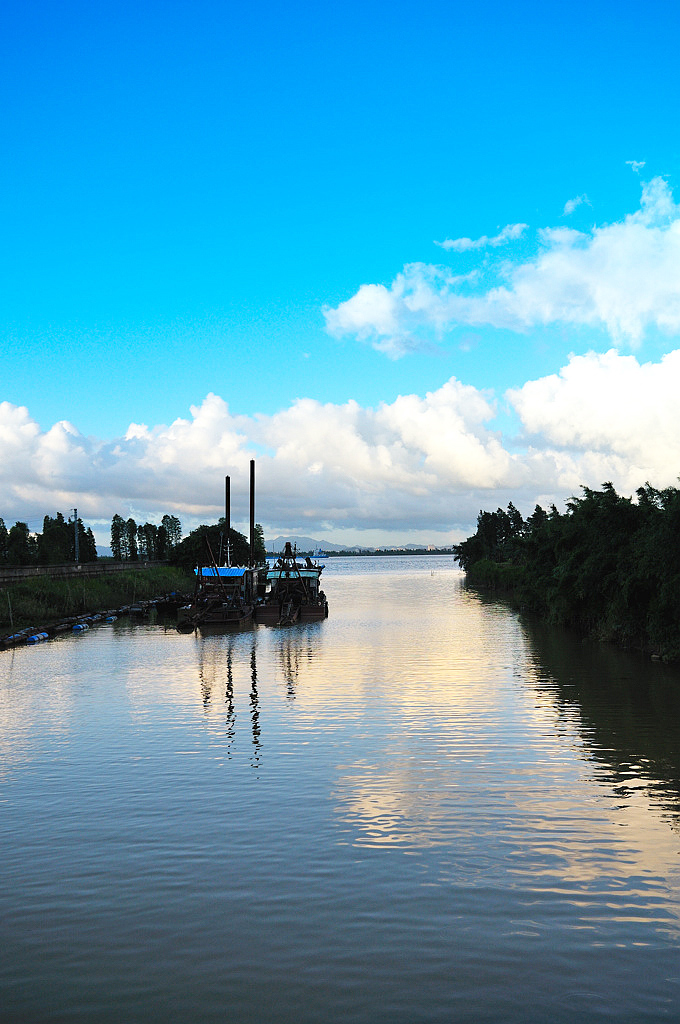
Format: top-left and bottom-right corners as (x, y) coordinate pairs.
(225, 475), (231, 566)
(249, 459), (255, 567)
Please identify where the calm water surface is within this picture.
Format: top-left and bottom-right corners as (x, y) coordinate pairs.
(2, 555), (680, 1022)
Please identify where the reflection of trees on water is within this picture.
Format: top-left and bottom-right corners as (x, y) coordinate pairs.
(521, 615), (680, 827)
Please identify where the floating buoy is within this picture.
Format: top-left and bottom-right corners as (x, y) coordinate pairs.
(4, 633), (27, 645)
(104, 615), (118, 622)
(27, 632), (49, 643)
(72, 623), (89, 632)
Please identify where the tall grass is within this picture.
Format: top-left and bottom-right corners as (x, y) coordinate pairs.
(0, 567), (193, 633)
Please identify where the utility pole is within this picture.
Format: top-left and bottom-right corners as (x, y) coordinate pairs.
(73, 508), (80, 563)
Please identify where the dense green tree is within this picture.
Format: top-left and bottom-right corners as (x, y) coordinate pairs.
(137, 522), (160, 560)
(111, 514), (126, 561)
(0, 517), (10, 562)
(7, 522), (38, 565)
(253, 523), (266, 565)
(137, 523), (149, 560)
(169, 519), (250, 572)
(110, 512), (180, 561)
(34, 513), (97, 565)
(126, 518), (138, 561)
(79, 523), (98, 563)
(161, 515), (182, 549)
(156, 524), (169, 560)
(454, 481), (680, 661)
(38, 513), (72, 564)
(453, 504), (524, 570)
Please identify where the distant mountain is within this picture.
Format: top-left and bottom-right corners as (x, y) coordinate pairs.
(264, 536), (452, 554)
(265, 535), (352, 553)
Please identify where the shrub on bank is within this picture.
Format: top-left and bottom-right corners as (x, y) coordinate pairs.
(0, 567), (194, 633)
(453, 482), (680, 662)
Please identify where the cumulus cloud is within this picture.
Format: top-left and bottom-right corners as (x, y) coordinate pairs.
(323, 263), (476, 358)
(508, 348), (680, 487)
(325, 176), (680, 355)
(0, 388), (509, 540)
(434, 222), (528, 251)
(5, 348), (680, 543)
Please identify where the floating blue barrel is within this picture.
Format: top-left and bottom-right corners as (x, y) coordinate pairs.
(27, 632), (49, 643)
(72, 623), (89, 632)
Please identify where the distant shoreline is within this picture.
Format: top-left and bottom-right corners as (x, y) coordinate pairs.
(265, 549), (456, 558)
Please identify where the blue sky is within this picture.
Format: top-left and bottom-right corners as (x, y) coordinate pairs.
(4, 0), (680, 545)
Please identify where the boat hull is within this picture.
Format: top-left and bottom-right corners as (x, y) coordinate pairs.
(177, 603), (254, 629)
(254, 601), (328, 625)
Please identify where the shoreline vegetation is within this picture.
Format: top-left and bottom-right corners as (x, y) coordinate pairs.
(0, 567), (194, 639)
(453, 481), (680, 664)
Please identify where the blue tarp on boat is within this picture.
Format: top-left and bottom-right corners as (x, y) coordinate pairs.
(195, 567), (249, 578)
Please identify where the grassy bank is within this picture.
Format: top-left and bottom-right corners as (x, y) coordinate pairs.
(0, 567), (194, 634)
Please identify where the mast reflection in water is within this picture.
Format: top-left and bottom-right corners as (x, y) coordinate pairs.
(1, 555), (680, 1023)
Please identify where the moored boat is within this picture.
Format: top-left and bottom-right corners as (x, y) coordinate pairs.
(177, 564), (260, 630)
(255, 542), (328, 625)
(178, 461), (263, 632)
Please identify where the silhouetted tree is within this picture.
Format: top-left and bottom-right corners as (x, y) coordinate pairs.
(78, 522), (98, 563)
(0, 518), (8, 563)
(111, 514), (126, 561)
(161, 515), (182, 549)
(170, 519), (249, 571)
(454, 481), (680, 660)
(7, 522), (37, 565)
(253, 523), (266, 565)
(126, 518), (138, 561)
(38, 513), (71, 564)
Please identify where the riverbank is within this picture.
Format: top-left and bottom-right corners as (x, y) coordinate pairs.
(453, 485), (680, 665)
(0, 566), (193, 646)
(463, 558), (678, 663)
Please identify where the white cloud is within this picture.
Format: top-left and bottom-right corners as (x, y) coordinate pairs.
(563, 194), (589, 215)
(326, 176), (680, 354)
(434, 222), (528, 251)
(323, 264), (474, 358)
(507, 348), (680, 487)
(5, 348), (680, 543)
(626, 160), (646, 174)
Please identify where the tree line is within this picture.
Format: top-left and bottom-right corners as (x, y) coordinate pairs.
(0, 509), (268, 571)
(0, 509), (269, 572)
(0, 511), (183, 566)
(453, 481), (680, 662)
(110, 515), (269, 568)
(167, 519), (266, 570)
(110, 514), (182, 561)
(0, 513), (97, 565)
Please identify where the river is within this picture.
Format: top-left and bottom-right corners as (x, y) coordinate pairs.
(1, 555), (680, 1022)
